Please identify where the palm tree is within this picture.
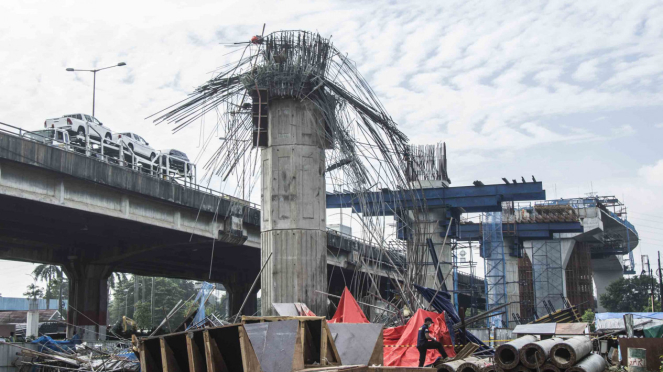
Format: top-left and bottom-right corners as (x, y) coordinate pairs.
(32, 264), (63, 312)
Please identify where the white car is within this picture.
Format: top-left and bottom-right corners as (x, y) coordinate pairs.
(44, 114), (113, 141)
(112, 132), (156, 160)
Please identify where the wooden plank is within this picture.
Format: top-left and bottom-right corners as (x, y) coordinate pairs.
(322, 321), (341, 365)
(321, 320), (328, 366)
(203, 330), (229, 372)
(292, 322), (306, 371)
(161, 338), (182, 372)
(186, 332), (205, 372)
(138, 340), (153, 372)
(239, 325), (262, 372)
(367, 328), (384, 366)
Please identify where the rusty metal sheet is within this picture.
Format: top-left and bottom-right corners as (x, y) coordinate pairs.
(619, 338), (663, 372)
(512, 323), (557, 335)
(555, 322), (588, 335)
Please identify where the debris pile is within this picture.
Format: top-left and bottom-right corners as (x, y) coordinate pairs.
(2, 335), (139, 372)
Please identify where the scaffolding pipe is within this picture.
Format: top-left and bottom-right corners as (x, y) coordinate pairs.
(439, 357), (479, 372)
(495, 335), (537, 369)
(520, 337), (564, 368)
(549, 336), (593, 369)
(458, 358), (492, 372)
(566, 354), (607, 372)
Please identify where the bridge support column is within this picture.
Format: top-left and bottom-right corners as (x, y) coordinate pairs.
(226, 283), (258, 317)
(64, 263), (112, 341)
(260, 99), (327, 316)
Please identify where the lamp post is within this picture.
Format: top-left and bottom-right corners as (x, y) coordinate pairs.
(66, 62), (126, 118)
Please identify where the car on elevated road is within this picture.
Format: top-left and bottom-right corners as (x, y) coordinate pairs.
(45, 114), (113, 141)
(159, 149), (190, 173)
(113, 132), (156, 160)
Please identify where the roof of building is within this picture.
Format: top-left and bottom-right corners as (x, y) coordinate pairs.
(0, 309), (62, 324)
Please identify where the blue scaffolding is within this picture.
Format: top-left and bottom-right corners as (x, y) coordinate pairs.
(481, 211), (508, 328)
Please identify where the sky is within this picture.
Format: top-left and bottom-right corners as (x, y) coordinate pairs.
(1, 0), (662, 297)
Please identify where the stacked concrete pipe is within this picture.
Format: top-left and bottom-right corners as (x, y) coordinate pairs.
(539, 363), (562, 372)
(439, 357), (479, 372)
(495, 335), (537, 370)
(549, 336), (593, 369)
(566, 354), (607, 372)
(458, 358), (493, 372)
(519, 337), (563, 368)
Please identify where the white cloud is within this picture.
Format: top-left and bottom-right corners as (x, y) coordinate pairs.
(656, 123), (663, 128)
(573, 59), (599, 82)
(638, 159), (663, 186)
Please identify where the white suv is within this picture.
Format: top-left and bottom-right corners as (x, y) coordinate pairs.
(45, 114), (112, 141)
(112, 132), (156, 160)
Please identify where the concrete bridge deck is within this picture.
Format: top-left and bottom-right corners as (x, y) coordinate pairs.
(0, 129), (404, 339)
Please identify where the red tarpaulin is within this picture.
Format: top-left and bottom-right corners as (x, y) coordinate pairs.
(328, 287), (370, 323)
(383, 309), (456, 366)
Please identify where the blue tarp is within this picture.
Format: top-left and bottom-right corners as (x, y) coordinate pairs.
(32, 334), (81, 353)
(187, 282), (215, 330)
(414, 285), (492, 354)
(594, 312), (663, 320)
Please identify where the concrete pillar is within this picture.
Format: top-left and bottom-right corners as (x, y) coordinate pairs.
(65, 264), (111, 341)
(420, 210), (452, 292)
(26, 299), (39, 339)
(260, 99), (327, 316)
(504, 238), (521, 326)
(226, 284), (258, 317)
(592, 255), (624, 311)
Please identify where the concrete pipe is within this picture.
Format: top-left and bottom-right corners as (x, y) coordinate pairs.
(566, 354), (606, 372)
(496, 365), (530, 372)
(495, 335), (537, 369)
(549, 336), (593, 369)
(519, 338), (563, 368)
(539, 363), (561, 372)
(458, 359), (493, 372)
(481, 364), (497, 372)
(438, 357), (479, 372)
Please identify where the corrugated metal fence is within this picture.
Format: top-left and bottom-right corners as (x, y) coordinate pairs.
(0, 298), (66, 311)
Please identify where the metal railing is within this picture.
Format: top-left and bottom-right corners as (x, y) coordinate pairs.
(0, 121), (260, 210)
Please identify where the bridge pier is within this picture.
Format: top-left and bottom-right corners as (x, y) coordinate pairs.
(64, 263), (112, 341)
(224, 278), (258, 317)
(260, 99), (328, 316)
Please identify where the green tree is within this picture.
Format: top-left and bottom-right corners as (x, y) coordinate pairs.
(134, 301), (152, 330)
(108, 276), (198, 329)
(32, 264), (64, 311)
(581, 309), (595, 332)
(599, 275), (660, 312)
(24, 283), (44, 300)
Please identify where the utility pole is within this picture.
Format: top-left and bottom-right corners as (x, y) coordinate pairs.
(659, 252), (662, 308)
(151, 277), (155, 328)
(650, 268), (656, 311)
(134, 275), (139, 316)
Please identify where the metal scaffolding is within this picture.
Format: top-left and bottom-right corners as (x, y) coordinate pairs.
(482, 211), (507, 327)
(531, 240), (564, 317)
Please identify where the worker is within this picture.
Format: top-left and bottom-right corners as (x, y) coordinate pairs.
(8, 332), (16, 342)
(416, 317), (448, 367)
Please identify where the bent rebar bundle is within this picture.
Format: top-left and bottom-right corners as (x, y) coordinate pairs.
(151, 30), (439, 314)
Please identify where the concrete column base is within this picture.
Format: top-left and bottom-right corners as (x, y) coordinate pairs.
(65, 264), (111, 341)
(261, 229), (327, 316)
(226, 283), (258, 317)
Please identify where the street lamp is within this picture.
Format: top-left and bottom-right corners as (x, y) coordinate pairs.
(65, 62), (126, 118)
